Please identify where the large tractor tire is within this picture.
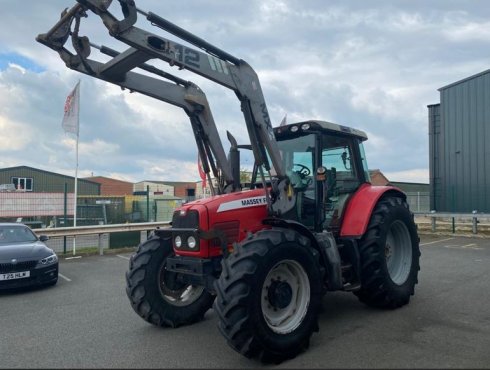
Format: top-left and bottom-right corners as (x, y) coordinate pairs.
(214, 229), (322, 363)
(354, 196), (420, 309)
(125, 237), (214, 327)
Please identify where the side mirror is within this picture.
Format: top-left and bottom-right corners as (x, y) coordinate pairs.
(39, 235), (49, 242)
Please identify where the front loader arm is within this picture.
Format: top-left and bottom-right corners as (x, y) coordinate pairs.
(36, 8), (235, 195)
(37, 0), (296, 216)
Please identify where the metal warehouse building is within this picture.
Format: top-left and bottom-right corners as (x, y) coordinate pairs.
(429, 69), (490, 212)
(0, 165), (100, 195)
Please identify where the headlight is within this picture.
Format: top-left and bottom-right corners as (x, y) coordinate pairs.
(39, 254), (58, 266)
(187, 236), (197, 249)
(175, 235), (182, 248)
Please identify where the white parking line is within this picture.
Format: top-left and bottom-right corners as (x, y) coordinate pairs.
(420, 237), (455, 246)
(116, 255), (130, 261)
(443, 243), (483, 250)
(460, 243), (482, 250)
(444, 245), (462, 249)
(58, 273), (72, 282)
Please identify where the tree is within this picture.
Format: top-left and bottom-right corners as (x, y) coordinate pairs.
(240, 169), (251, 184)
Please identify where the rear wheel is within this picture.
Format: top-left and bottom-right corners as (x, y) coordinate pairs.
(354, 197), (420, 308)
(125, 237), (214, 327)
(214, 229), (322, 363)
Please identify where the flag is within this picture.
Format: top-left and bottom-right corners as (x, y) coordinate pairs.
(279, 113), (287, 127)
(198, 154), (207, 190)
(62, 81), (80, 135)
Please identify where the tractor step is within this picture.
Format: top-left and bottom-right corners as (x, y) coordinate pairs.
(341, 263), (361, 291)
(342, 282), (361, 291)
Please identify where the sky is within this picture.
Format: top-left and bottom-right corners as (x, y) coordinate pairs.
(1, 1), (490, 184)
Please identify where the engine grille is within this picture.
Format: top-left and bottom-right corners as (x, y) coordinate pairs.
(172, 210), (199, 229)
(211, 221), (240, 246)
(0, 260), (37, 273)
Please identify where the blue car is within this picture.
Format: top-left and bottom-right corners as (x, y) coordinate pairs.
(0, 223), (58, 290)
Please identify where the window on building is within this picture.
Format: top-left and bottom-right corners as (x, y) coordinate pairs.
(11, 177), (33, 191)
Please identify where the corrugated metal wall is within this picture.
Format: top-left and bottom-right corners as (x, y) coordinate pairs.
(428, 104), (441, 210)
(430, 71), (490, 212)
(0, 166), (99, 195)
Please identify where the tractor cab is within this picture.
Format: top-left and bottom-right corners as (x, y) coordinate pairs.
(272, 120), (370, 234)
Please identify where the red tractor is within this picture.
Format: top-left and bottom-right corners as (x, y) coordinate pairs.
(38, 0), (420, 363)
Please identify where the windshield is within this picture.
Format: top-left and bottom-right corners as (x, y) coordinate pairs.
(276, 134), (315, 178)
(0, 225), (38, 244)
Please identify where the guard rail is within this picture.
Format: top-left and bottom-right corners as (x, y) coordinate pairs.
(33, 221), (171, 255)
(415, 212), (490, 234)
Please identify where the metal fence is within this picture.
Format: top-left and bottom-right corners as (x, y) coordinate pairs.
(0, 185), (183, 228)
(46, 234), (110, 254)
(406, 192), (430, 213)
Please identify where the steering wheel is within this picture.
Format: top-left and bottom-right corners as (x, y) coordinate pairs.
(293, 163), (311, 178)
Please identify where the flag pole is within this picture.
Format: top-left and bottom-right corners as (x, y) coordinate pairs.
(73, 127), (78, 256)
(72, 80), (80, 256)
(62, 80), (81, 256)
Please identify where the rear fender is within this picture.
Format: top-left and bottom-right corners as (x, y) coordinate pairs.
(340, 184), (406, 238)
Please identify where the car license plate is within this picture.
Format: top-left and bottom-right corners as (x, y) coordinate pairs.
(0, 271), (30, 281)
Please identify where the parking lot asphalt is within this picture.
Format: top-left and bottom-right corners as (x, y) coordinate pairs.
(1, 234), (489, 369)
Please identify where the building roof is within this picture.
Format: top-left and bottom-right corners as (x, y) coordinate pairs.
(85, 176), (133, 185)
(369, 169), (390, 186)
(438, 68), (490, 91)
(389, 181), (429, 193)
(136, 180), (167, 184)
(0, 165), (99, 185)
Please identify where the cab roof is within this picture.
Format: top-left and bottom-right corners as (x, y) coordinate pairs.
(274, 120), (368, 141)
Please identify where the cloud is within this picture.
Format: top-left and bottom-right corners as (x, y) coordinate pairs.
(0, 116), (32, 151)
(385, 168), (430, 183)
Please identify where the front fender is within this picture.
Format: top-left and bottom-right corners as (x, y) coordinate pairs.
(340, 183), (406, 238)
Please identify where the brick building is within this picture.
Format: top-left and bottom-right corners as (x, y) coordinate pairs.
(133, 181), (196, 202)
(85, 176), (133, 196)
(368, 169), (390, 186)
(160, 181), (196, 202)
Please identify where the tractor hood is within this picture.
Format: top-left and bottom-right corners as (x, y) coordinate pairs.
(182, 188), (268, 215)
(174, 188), (270, 257)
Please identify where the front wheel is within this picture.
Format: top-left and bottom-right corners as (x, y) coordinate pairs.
(125, 237), (214, 327)
(214, 229), (322, 363)
(354, 197), (420, 308)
